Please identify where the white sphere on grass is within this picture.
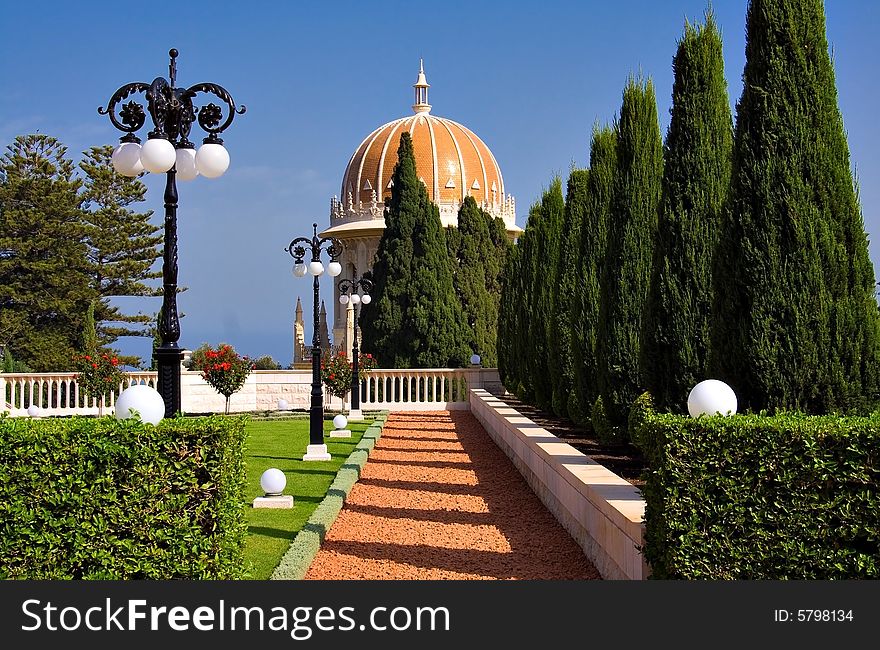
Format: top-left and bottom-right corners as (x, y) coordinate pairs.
(333, 414), (348, 430)
(687, 380), (737, 418)
(140, 138), (176, 173)
(114, 384), (165, 425)
(277, 398), (289, 410)
(27, 405), (41, 417)
(111, 142), (143, 176)
(195, 143), (230, 178)
(260, 468), (286, 495)
(175, 147), (199, 181)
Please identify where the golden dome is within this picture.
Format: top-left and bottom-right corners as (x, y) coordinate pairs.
(340, 113), (506, 210)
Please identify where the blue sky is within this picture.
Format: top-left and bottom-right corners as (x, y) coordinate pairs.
(1, 1), (878, 367)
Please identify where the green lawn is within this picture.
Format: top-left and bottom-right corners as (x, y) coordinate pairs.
(243, 416), (369, 579)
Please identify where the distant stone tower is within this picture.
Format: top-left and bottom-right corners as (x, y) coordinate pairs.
(292, 297), (306, 366)
(319, 300), (331, 354)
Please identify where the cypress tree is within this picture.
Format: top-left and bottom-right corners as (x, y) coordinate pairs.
(551, 167), (589, 419)
(641, 11), (733, 413)
(571, 126), (617, 427)
(501, 200), (544, 401)
(360, 132), (468, 368)
(0, 135), (94, 371)
(525, 179), (565, 411)
(451, 196), (507, 367)
(498, 235), (525, 394)
(79, 145), (162, 365)
(595, 77), (664, 439)
(711, 0), (880, 413)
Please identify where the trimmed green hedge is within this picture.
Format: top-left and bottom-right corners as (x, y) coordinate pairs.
(271, 415), (388, 580)
(635, 409), (879, 578)
(0, 414), (248, 579)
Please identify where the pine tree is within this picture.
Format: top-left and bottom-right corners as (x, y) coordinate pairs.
(711, 0), (880, 413)
(641, 11), (733, 413)
(450, 196), (508, 367)
(360, 132), (468, 367)
(0, 135), (94, 371)
(79, 145), (162, 364)
(571, 126), (617, 427)
(551, 167), (589, 419)
(81, 300), (98, 356)
(595, 77), (664, 440)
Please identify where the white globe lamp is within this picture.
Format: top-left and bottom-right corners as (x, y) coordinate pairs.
(350, 293), (361, 305)
(114, 384), (165, 425)
(327, 261), (342, 277)
(687, 380), (737, 418)
(339, 294), (349, 305)
(308, 260), (324, 276)
(333, 414), (348, 430)
(195, 142), (229, 178)
(27, 404), (41, 417)
(111, 141), (144, 177)
(139, 137), (176, 173)
(293, 263), (307, 278)
(260, 468), (286, 496)
(361, 294), (371, 305)
(470, 354), (481, 366)
(175, 147), (199, 181)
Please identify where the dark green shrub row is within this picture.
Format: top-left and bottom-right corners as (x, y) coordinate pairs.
(0, 414), (248, 579)
(633, 407), (880, 578)
(271, 412), (389, 580)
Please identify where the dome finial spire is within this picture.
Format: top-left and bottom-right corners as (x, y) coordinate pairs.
(412, 59), (431, 114)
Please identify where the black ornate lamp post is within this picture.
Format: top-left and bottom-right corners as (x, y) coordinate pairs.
(337, 274), (373, 421)
(99, 48), (245, 417)
(286, 223), (343, 460)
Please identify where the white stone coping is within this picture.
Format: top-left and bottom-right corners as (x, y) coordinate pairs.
(469, 388), (649, 580)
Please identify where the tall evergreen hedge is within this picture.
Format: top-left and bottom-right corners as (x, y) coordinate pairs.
(711, 0), (880, 413)
(642, 12), (733, 413)
(595, 77), (663, 440)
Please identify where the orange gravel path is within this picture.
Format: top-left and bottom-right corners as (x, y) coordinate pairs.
(303, 411), (601, 580)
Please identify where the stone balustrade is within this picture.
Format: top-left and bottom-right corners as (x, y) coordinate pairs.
(2, 367), (502, 416)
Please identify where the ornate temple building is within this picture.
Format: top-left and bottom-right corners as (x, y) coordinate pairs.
(294, 61), (521, 363)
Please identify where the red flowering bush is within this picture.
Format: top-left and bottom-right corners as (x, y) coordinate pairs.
(321, 351), (377, 401)
(321, 351), (353, 399)
(357, 352), (376, 380)
(73, 350), (125, 414)
(192, 343), (254, 414)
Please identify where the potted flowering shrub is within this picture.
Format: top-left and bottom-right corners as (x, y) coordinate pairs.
(73, 351), (125, 416)
(192, 343), (254, 414)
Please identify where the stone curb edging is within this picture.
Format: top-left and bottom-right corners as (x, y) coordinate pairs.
(269, 412), (390, 580)
(469, 390), (648, 580)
